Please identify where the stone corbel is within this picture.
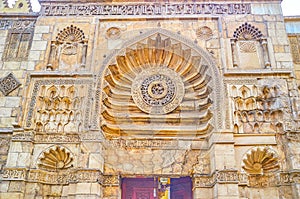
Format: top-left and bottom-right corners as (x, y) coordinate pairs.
(261, 38), (271, 68)
(230, 39), (238, 68)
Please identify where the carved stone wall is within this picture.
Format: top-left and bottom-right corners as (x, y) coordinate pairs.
(0, 0), (299, 199)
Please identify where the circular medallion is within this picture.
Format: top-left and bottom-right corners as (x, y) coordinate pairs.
(132, 67), (184, 114)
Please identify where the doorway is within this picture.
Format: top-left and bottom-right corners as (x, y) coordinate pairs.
(121, 177), (192, 199)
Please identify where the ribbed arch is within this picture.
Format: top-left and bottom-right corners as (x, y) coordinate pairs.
(93, 29), (223, 137)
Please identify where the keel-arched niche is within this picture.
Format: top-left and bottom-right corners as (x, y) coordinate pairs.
(94, 29), (223, 139)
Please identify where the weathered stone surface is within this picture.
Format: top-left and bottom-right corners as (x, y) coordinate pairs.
(0, 0), (299, 199)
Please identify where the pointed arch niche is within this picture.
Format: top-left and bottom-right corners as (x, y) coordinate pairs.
(94, 29), (223, 139)
(231, 23), (270, 69)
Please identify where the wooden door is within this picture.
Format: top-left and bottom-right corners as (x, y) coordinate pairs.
(122, 178), (155, 199)
(170, 177), (192, 199)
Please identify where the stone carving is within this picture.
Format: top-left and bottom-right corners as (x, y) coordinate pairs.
(38, 146), (74, 171)
(242, 147), (280, 175)
(30, 82), (90, 133)
(106, 27), (121, 40)
(132, 67), (184, 114)
(248, 173), (279, 188)
(233, 23), (262, 40)
(288, 35), (300, 64)
(101, 33), (213, 138)
(98, 175), (119, 186)
(1, 168), (27, 180)
(0, 73), (21, 96)
(0, 20), (12, 30)
(196, 26), (213, 40)
(41, 3), (251, 16)
(231, 23), (270, 68)
(216, 170), (238, 182)
(34, 134), (80, 143)
(26, 78), (92, 129)
(231, 84), (286, 134)
(11, 132), (34, 142)
(47, 25), (88, 71)
(2, 20), (35, 62)
(27, 169), (101, 185)
(108, 139), (177, 149)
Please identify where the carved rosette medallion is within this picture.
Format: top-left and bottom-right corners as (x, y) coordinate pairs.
(132, 67), (184, 114)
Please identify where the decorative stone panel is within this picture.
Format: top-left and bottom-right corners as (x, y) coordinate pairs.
(2, 20), (35, 62)
(230, 23), (270, 69)
(288, 34), (300, 64)
(0, 73), (21, 96)
(24, 76), (93, 132)
(47, 25), (88, 71)
(100, 33), (214, 139)
(229, 80), (290, 134)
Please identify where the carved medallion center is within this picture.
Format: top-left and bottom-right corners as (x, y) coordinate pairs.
(132, 67), (184, 114)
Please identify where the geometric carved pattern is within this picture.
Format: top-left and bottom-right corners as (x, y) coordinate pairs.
(101, 33), (213, 138)
(0, 73), (21, 96)
(233, 23), (262, 40)
(38, 146), (74, 171)
(242, 147), (280, 175)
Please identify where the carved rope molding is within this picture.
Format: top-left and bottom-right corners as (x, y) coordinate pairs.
(41, 3), (251, 16)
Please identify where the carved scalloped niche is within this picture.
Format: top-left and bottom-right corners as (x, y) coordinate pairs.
(38, 146), (74, 171)
(242, 147), (280, 175)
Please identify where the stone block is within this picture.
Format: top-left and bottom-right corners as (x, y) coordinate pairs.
(88, 153), (103, 169)
(31, 41), (48, 51)
(17, 153), (31, 167)
(275, 53), (293, 62)
(28, 51), (41, 61)
(0, 108), (12, 117)
(33, 33), (43, 41)
(252, 4), (282, 15)
(10, 142), (23, 153)
(34, 26), (50, 34)
(75, 183), (91, 194)
(5, 97), (20, 108)
(0, 181), (9, 192)
(0, 193), (22, 199)
(3, 62), (21, 70)
(0, 36), (7, 45)
(6, 152), (18, 167)
(107, 39), (123, 50)
(0, 97), (5, 106)
(27, 61), (36, 70)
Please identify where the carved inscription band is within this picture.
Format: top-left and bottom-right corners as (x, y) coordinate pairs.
(42, 3), (251, 16)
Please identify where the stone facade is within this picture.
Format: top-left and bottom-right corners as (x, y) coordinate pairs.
(0, 0), (299, 198)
